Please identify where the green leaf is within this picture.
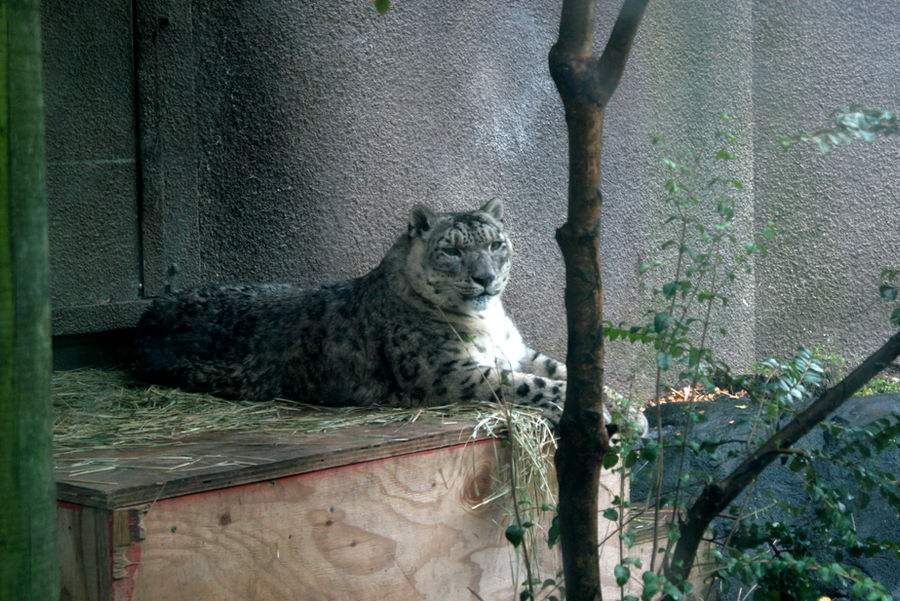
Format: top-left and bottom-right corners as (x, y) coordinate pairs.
(657, 351), (672, 371)
(641, 572), (660, 600)
(623, 449), (638, 468)
(666, 525), (681, 543)
(505, 524), (525, 547)
(603, 452), (620, 469)
(615, 564), (631, 586)
(688, 347), (702, 368)
(372, 0), (390, 14)
(663, 581), (683, 601)
(879, 284), (898, 300)
(654, 312), (672, 333)
(603, 508), (619, 521)
(623, 556), (643, 568)
(548, 515), (560, 548)
(716, 150), (737, 160)
(641, 442), (660, 463)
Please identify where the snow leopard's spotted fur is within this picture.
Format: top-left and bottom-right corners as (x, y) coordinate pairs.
(134, 199), (639, 430)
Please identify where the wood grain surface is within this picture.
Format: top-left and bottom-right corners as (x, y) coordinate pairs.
(129, 439), (525, 601)
(57, 422), (701, 601)
(56, 421), (488, 509)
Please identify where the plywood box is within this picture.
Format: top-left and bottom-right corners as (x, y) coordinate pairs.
(57, 422), (545, 601)
(57, 420), (708, 601)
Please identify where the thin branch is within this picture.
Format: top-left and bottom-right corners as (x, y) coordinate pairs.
(595, 0), (651, 101)
(550, 0), (650, 109)
(556, 0), (596, 56)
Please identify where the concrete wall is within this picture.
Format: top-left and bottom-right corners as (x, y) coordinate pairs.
(43, 0), (141, 317)
(751, 0), (900, 365)
(43, 1), (899, 389)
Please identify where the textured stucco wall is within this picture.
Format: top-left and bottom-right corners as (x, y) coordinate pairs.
(43, 1), (899, 386)
(42, 0), (141, 308)
(752, 0), (900, 364)
(187, 1), (572, 361)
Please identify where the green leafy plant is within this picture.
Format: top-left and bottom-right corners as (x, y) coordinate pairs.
(857, 374), (900, 396)
(709, 350), (900, 601)
(606, 116), (773, 400)
(495, 109), (899, 601)
(779, 106), (899, 153)
(599, 117), (900, 601)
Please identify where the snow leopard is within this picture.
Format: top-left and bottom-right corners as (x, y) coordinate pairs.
(134, 199), (642, 432)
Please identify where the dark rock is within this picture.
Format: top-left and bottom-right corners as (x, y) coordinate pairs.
(631, 394), (900, 598)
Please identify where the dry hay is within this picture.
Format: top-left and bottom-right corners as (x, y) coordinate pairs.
(53, 368), (558, 502)
(52, 368), (492, 449)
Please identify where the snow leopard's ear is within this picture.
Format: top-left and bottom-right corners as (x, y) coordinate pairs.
(409, 204), (436, 237)
(480, 198), (503, 223)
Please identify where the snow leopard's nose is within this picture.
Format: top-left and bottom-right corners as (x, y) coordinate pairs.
(472, 272), (495, 289)
(469, 252), (498, 291)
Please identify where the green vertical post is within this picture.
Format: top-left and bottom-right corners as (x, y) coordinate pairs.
(0, 1), (57, 600)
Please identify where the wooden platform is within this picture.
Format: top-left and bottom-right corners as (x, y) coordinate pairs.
(57, 417), (710, 601)
(57, 420), (533, 601)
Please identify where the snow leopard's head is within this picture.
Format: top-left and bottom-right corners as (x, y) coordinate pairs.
(404, 199), (512, 314)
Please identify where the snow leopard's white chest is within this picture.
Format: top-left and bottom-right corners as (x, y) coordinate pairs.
(463, 301), (527, 371)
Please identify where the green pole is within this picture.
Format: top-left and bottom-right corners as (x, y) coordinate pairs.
(0, 1), (57, 600)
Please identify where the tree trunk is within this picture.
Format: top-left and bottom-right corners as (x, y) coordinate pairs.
(0, 2), (57, 600)
(549, 1), (648, 599)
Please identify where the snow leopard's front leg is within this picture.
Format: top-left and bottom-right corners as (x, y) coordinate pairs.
(517, 347), (567, 380)
(450, 358), (568, 424)
(392, 349), (568, 423)
(505, 361), (647, 435)
(516, 348), (647, 435)
(501, 369), (567, 424)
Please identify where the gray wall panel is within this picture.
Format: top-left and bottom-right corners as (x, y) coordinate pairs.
(752, 0), (900, 364)
(43, 1), (900, 388)
(42, 0), (141, 318)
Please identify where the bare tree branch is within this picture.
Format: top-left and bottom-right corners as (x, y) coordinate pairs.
(550, 0), (649, 110)
(549, 2), (649, 600)
(596, 0), (650, 101)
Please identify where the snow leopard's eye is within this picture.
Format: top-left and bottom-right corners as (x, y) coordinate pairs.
(440, 246), (461, 258)
(490, 241), (505, 252)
